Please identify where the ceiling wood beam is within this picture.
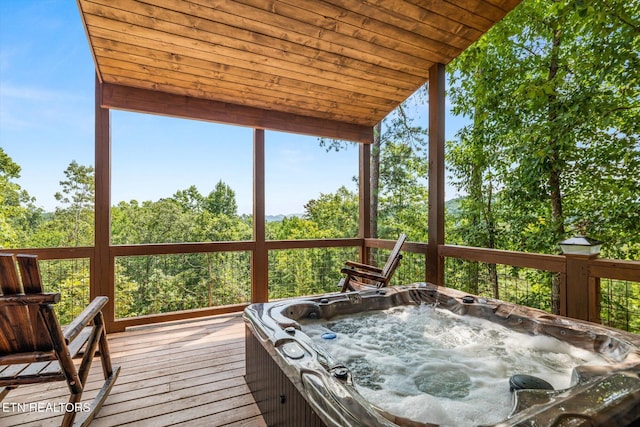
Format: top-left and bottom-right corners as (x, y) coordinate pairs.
(100, 82), (374, 144)
(78, 0), (521, 131)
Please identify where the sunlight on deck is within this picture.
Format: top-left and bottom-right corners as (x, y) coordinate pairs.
(1, 315), (266, 426)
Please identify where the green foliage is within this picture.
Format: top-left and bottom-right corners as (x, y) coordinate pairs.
(109, 184), (252, 316)
(204, 181), (238, 216)
(446, 0), (640, 313)
(448, 0), (640, 255)
(378, 142), (429, 241)
(304, 186), (358, 238)
(601, 279), (640, 332)
(112, 198), (193, 244)
(0, 148), (43, 247)
(268, 215), (326, 240)
(53, 161), (95, 246)
(38, 259), (90, 325)
(268, 247), (358, 299)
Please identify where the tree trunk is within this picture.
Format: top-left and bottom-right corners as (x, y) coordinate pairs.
(547, 17), (566, 314)
(469, 163), (481, 295)
(486, 183), (499, 299)
(465, 93), (482, 294)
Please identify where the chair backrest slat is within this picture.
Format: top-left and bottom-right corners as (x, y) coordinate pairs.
(381, 233), (407, 276)
(17, 255), (44, 294)
(0, 254), (23, 295)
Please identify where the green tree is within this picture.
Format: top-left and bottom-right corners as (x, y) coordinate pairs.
(203, 180), (238, 216)
(0, 148), (42, 247)
(377, 140), (429, 241)
(447, 123), (501, 296)
(173, 185), (204, 213)
(112, 198), (194, 244)
(304, 186), (358, 238)
(319, 97), (428, 240)
(111, 182), (251, 316)
(447, 0), (640, 311)
(52, 161), (95, 246)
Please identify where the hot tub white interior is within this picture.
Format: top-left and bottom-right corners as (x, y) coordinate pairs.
(301, 304), (610, 426)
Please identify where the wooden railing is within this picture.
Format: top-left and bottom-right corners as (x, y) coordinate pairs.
(2, 240), (639, 333)
(438, 244), (640, 332)
(1, 239), (362, 332)
(439, 245), (566, 273)
(590, 258), (640, 282)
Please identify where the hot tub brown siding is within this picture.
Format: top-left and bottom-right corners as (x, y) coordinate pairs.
(245, 326), (327, 427)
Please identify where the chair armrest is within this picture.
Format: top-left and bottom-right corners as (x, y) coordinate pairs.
(341, 267), (386, 282)
(64, 296), (109, 343)
(0, 293), (60, 306)
(344, 261), (383, 273)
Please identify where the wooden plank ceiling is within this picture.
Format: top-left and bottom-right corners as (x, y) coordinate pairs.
(76, 0), (521, 142)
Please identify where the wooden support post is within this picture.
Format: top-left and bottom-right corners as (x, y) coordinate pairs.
(94, 75), (117, 332)
(359, 142), (371, 264)
(564, 254), (600, 322)
(252, 129), (268, 303)
(427, 63), (446, 286)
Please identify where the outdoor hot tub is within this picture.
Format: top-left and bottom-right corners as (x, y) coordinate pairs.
(243, 283), (640, 427)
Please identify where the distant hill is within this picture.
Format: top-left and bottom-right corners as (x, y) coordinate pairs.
(265, 213), (304, 222)
(445, 197), (463, 216)
(266, 203), (465, 223)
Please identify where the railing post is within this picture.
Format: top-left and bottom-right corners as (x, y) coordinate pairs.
(359, 142), (371, 264)
(94, 75), (118, 332)
(563, 254), (599, 321)
(427, 63), (446, 286)
(252, 128), (268, 303)
(560, 236), (603, 322)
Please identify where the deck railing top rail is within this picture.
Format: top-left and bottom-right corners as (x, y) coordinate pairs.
(2, 239), (638, 332)
(439, 244), (566, 273)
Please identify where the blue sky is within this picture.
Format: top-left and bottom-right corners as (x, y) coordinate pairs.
(1, 1), (464, 215)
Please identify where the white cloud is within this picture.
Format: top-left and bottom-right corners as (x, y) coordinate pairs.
(0, 109), (33, 130)
(0, 82), (78, 102)
(277, 148), (314, 171)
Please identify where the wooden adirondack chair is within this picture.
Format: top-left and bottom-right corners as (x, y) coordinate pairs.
(0, 253), (120, 426)
(340, 233), (407, 292)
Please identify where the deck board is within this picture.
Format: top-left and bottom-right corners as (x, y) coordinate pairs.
(1, 314), (267, 427)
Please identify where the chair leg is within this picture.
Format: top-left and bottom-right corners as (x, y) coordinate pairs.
(94, 312), (115, 379)
(61, 393), (82, 427)
(0, 386), (11, 401)
(72, 365), (120, 427)
(72, 312), (120, 426)
(341, 275), (354, 292)
(77, 329), (101, 388)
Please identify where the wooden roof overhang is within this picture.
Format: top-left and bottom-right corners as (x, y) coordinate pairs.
(76, 0), (521, 143)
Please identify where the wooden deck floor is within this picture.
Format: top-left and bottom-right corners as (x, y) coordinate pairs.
(1, 314), (267, 427)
